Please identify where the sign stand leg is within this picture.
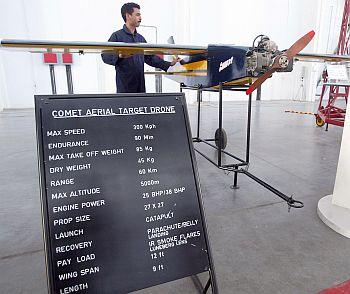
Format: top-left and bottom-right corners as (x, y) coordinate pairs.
(191, 275), (204, 292)
(191, 275), (214, 293)
(203, 277), (211, 293)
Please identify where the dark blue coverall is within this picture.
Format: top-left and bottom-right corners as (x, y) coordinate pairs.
(101, 25), (171, 93)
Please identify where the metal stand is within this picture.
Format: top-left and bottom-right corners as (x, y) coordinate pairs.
(49, 65), (57, 95)
(155, 70), (162, 93)
(65, 64), (74, 94)
(315, 0), (350, 129)
(180, 83), (303, 209)
(48, 64), (74, 95)
(191, 275), (215, 293)
(256, 86), (261, 101)
(317, 83), (348, 129)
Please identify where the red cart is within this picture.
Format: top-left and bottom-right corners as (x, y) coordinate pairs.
(316, 81), (349, 129)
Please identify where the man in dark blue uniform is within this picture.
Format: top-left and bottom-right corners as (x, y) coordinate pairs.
(102, 2), (177, 93)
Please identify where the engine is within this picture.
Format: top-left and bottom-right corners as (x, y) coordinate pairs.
(245, 35), (293, 77)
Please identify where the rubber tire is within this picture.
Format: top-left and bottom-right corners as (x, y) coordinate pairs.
(316, 115), (325, 127)
(215, 128), (228, 150)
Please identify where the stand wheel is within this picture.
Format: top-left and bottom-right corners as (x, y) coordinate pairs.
(215, 128), (227, 150)
(316, 115), (325, 127)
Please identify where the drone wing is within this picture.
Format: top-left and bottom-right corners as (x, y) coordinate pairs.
(0, 39), (207, 56)
(295, 52), (350, 62)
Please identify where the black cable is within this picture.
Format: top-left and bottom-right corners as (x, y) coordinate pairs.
(252, 34), (265, 49)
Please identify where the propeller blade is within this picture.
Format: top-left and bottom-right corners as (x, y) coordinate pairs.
(285, 30), (315, 59)
(246, 67), (277, 95)
(246, 31), (315, 95)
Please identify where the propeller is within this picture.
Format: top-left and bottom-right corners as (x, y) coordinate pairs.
(246, 30), (315, 95)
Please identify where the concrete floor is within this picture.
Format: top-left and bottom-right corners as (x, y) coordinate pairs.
(1, 100), (349, 294)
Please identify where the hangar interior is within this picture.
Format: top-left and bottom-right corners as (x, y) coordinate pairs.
(1, 0), (350, 293)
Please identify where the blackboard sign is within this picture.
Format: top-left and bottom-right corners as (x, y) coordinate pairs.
(35, 93), (217, 294)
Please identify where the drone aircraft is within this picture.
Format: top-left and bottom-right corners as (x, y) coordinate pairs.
(2, 31), (349, 208)
(2, 30), (350, 94)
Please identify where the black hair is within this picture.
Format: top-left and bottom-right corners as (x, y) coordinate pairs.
(121, 3), (140, 22)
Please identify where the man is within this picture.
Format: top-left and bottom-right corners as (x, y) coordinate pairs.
(101, 2), (178, 93)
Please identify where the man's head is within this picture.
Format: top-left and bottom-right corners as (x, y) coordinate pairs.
(121, 3), (141, 27)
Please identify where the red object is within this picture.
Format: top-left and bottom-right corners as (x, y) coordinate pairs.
(316, 0), (350, 128)
(43, 53), (58, 64)
(319, 279), (350, 293)
(62, 53), (73, 64)
(317, 85), (348, 127)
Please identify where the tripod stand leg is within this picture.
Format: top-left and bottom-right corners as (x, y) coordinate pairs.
(203, 278), (211, 293)
(191, 275), (204, 293)
(191, 275), (212, 293)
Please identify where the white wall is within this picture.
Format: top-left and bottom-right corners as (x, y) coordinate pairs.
(0, 0), (345, 108)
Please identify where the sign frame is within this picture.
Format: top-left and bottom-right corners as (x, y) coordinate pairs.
(35, 93), (218, 294)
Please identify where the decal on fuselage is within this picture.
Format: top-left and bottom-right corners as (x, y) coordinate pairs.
(219, 56), (233, 72)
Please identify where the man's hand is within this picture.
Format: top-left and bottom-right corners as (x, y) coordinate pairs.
(170, 57), (182, 66)
(118, 53), (132, 58)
